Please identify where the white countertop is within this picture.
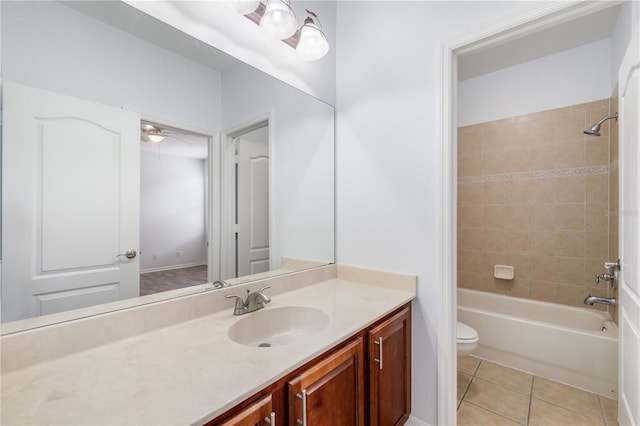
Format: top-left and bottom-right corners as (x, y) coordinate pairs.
(1, 277), (415, 425)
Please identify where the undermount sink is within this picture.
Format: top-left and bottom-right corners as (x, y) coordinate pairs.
(227, 306), (330, 347)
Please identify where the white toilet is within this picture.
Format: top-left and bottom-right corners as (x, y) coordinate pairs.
(457, 321), (479, 358)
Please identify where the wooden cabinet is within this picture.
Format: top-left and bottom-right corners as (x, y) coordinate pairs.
(219, 394), (275, 426)
(210, 304), (411, 426)
(368, 306), (411, 426)
(287, 338), (364, 426)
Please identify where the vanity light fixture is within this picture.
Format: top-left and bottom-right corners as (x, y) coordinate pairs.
(260, 0), (298, 40)
(296, 11), (329, 61)
(233, 0), (329, 61)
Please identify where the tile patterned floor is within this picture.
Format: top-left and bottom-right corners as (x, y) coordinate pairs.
(458, 355), (618, 426)
(140, 265), (208, 296)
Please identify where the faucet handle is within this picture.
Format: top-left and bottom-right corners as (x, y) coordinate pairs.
(225, 294), (247, 315)
(604, 260), (620, 270)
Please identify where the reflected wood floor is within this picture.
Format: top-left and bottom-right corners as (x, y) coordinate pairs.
(140, 265), (208, 296)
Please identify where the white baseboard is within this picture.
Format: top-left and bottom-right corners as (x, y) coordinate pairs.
(140, 262), (206, 274)
(406, 416), (432, 426)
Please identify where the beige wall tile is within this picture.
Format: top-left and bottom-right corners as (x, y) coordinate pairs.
(458, 271), (483, 290)
(529, 143), (555, 171)
(555, 257), (585, 286)
(482, 151), (505, 175)
(504, 181), (530, 204)
(555, 176), (586, 203)
(585, 232), (608, 260)
(553, 111), (586, 142)
(529, 256), (556, 282)
(586, 203), (608, 232)
(556, 284), (586, 308)
(504, 204), (530, 229)
(483, 228), (505, 252)
(555, 203), (585, 231)
(462, 154), (483, 176)
(504, 147), (529, 172)
(483, 181), (505, 204)
(462, 130), (482, 156)
(586, 138), (609, 166)
(460, 205), (483, 228)
(504, 278), (530, 298)
(587, 174), (609, 202)
(483, 205), (506, 228)
(461, 228), (483, 251)
(530, 204), (555, 230)
(555, 230), (585, 258)
(505, 253), (530, 279)
(530, 230), (556, 256)
(555, 139), (585, 169)
(463, 183), (483, 205)
(528, 179), (555, 204)
(504, 229), (529, 254)
(529, 281), (557, 303)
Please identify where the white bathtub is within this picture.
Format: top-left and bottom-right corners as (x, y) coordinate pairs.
(458, 288), (618, 398)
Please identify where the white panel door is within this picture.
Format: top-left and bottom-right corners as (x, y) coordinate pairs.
(237, 137), (269, 277)
(2, 81), (140, 322)
(618, 25), (640, 426)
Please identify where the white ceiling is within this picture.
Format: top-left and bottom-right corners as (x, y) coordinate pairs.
(458, 4), (622, 81)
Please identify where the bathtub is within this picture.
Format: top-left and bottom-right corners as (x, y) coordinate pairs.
(458, 288), (618, 398)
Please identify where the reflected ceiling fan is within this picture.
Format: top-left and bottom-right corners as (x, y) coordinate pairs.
(140, 123), (192, 145)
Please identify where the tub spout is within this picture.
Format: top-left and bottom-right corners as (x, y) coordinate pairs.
(584, 295), (616, 308)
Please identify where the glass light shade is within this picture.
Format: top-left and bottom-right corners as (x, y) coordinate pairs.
(260, 0), (297, 40)
(232, 0), (260, 15)
(147, 133), (164, 143)
(296, 22), (329, 61)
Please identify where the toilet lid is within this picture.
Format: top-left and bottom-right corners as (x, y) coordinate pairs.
(457, 322), (478, 342)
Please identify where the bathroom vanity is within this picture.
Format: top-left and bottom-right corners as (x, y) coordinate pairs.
(215, 303), (411, 425)
(0, 265), (415, 425)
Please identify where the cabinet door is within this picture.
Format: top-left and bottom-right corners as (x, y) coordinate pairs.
(220, 394), (275, 426)
(288, 337), (365, 426)
(368, 305), (411, 426)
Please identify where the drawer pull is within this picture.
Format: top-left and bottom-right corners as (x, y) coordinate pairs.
(296, 390), (307, 426)
(374, 337), (383, 370)
(264, 412), (275, 425)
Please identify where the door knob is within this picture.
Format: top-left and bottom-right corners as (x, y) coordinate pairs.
(116, 250), (137, 259)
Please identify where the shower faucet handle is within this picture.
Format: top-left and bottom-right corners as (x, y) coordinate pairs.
(604, 260), (620, 271)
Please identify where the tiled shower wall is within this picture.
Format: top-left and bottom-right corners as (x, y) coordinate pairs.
(457, 99), (616, 312)
(608, 95), (619, 323)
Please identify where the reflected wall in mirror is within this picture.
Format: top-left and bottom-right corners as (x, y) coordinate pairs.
(0, 0), (335, 332)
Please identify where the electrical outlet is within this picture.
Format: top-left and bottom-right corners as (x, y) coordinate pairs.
(152, 254), (158, 260)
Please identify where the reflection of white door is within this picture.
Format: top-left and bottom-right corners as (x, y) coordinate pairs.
(1, 81), (140, 322)
(618, 26), (640, 426)
(236, 136), (269, 277)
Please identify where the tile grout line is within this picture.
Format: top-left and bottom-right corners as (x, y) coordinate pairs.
(526, 376), (535, 425)
(597, 395), (607, 426)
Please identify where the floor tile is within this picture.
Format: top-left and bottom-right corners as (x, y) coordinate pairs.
(532, 377), (603, 421)
(529, 398), (604, 426)
(458, 372), (472, 402)
(458, 355), (481, 376)
(464, 378), (530, 424)
(457, 401), (522, 426)
(599, 396), (617, 425)
(475, 360), (533, 395)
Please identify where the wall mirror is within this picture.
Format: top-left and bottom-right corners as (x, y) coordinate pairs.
(0, 0), (335, 333)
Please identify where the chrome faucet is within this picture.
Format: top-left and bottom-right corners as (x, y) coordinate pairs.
(212, 280), (228, 289)
(225, 286), (271, 315)
(584, 295), (616, 308)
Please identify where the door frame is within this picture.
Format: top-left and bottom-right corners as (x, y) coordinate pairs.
(221, 113), (274, 280)
(439, 2), (625, 424)
(140, 114), (221, 282)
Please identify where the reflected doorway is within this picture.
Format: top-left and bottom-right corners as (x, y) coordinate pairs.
(139, 120), (213, 295)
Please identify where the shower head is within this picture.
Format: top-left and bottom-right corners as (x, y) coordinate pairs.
(584, 112), (618, 136)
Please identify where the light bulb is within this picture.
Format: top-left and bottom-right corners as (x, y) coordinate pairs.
(147, 133), (164, 143)
(296, 20), (329, 61)
(260, 0), (297, 40)
(232, 0), (260, 15)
